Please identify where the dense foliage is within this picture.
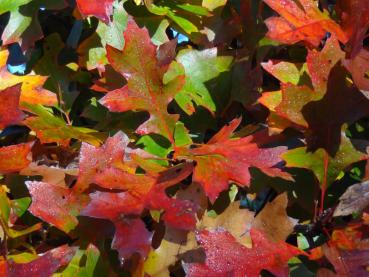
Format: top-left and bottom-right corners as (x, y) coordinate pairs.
(0, 0), (368, 276)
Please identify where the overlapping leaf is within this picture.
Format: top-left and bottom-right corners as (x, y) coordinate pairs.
(282, 133), (366, 187)
(1, 245), (76, 276)
(1, 0), (67, 50)
(0, 84), (25, 129)
(0, 50), (56, 106)
(100, 19), (185, 142)
(23, 104), (103, 147)
(25, 181), (87, 233)
(263, 0), (347, 47)
(183, 229), (303, 277)
(76, 0), (114, 24)
(175, 118), (292, 201)
(0, 143), (32, 173)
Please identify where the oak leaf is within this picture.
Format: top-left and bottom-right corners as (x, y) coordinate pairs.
(25, 181), (88, 233)
(282, 133), (366, 187)
(99, 19), (185, 142)
(0, 143), (32, 173)
(183, 228), (303, 277)
(0, 84), (25, 129)
(2, 245), (76, 277)
(175, 118), (292, 202)
(76, 0), (114, 24)
(263, 0), (347, 47)
(0, 50), (57, 106)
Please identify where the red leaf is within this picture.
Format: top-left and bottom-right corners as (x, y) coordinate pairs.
(25, 181), (87, 233)
(0, 50), (57, 107)
(100, 19), (185, 142)
(307, 35), (345, 93)
(82, 163), (197, 230)
(263, 0), (347, 47)
(0, 143), (32, 173)
(4, 245), (76, 277)
(112, 219), (152, 260)
(184, 229), (303, 277)
(175, 118), (292, 202)
(0, 84), (25, 129)
(323, 244), (369, 277)
(74, 131), (130, 192)
(76, 0), (114, 24)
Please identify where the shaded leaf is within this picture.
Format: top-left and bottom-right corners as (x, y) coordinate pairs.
(334, 180), (369, 216)
(175, 48), (233, 114)
(302, 65), (369, 155)
(282, 133), (365, 187)
(112, 218), (152, 260)
(252, 193), (297, 242)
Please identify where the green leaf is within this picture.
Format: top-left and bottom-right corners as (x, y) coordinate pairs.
(0, 0), (32, 14)
(0, 186), (11, 223)
(175, 48), (233, 114)
(1, 9), (32, 45)
(23, 104), (104, 146)
(282, 133), (365, 187)
(167, 10), (198, 33)
(176, 4), (211, 16)
(11, 197), (31, 218)
(53, 246), (100, 277)
(174, 122), (192, 147)
(97, 1), (128, 50)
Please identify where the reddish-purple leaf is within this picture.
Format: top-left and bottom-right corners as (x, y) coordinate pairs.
(25, 181), (88, 233)
(302, 65), (369, 155)
(336, 0), (369, 57)
(82, 163), (197, 230)
(184, 229), (304, 277)
(74, 131), (130, 192)
(343, 49), (369, 92)
(112, 219), (152, 260)
(4, 245), (76, 277)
